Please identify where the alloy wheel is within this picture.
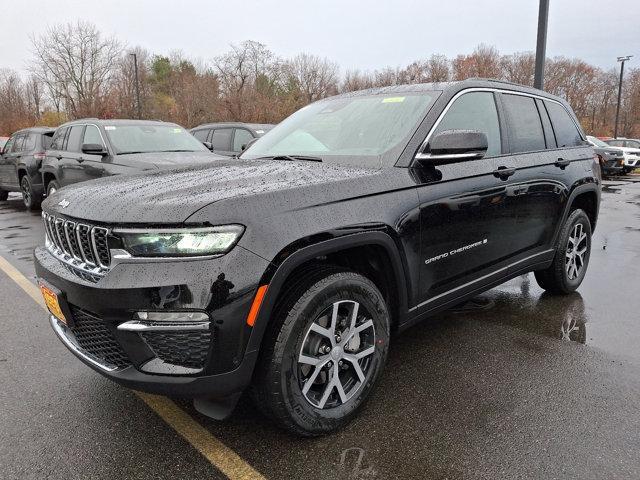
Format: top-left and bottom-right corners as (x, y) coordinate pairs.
(21, 177), (31, 207)
(565, 223), (588, 280)
(297, 300), (375, 409)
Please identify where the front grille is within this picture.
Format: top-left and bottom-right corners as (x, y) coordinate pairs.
(141, 331), (211, 369)
(69, 306), (131, 369)
(43, 212), (111, 280)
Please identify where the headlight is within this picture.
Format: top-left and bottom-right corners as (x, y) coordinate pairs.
(116, 225), (244, 257)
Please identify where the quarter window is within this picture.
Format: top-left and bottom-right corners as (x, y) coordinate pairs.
(233, 129), (254, 152)
(211, 128), (233, 151)
(3, 136), (15, 154)
(502, 94), (546, 153)
(432, 92), (502, 157)
(12, 134), (26, 152)
(545, 101), (583, 148)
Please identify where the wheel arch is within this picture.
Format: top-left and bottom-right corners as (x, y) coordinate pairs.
(245, 231), (410, 355)
(565, 183), (599, 232)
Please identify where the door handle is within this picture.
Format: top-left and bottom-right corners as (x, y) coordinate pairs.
(555, 158), (571, 169)
(78, 157), (85, 163)
(493, 166), (516, 180)
(56, 155), (62, 160)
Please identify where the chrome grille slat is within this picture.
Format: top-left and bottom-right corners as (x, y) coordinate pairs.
(42, 213), (112, 282)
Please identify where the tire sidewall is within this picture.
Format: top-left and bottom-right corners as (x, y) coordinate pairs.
(21, 176), (33, 209)
(278, 275), (390, 433)
(560, 210), (592, 290)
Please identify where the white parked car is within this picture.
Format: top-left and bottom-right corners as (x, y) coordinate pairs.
(604, 138), (640, 173)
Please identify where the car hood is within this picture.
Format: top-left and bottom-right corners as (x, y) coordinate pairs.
(42, 159), (390, 224)
(112, 151), (224, 169)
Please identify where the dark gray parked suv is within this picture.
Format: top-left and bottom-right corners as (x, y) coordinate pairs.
(0, 127), (55, 209)
(190, 122), (274, 156)
(41, 119), (222, 197)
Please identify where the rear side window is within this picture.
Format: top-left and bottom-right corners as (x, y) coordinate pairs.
(433, 92), (502, 157)
(24, 133), (38, 151)
(502, 94), (546, 153)
(233, 128), (254, 152)
(626, 140), (640, 148)
(192, 129), (209, 142)
(41, 134), (53, 150)
(50, 127), (68, 150)
(545, 101), (583, 148)
(211, 128), (233, 151)
(12, 134), (26, 152)
(608, 140), (624, 147)
(65, 126), (84, 152)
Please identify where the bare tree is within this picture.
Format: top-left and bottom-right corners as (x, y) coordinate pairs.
(284, 53), (338, 104)
(30, 21), (123, 118)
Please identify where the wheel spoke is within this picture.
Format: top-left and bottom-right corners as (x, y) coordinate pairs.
(317, 376), (335, 409)
(345, 356), (366, 382)
(302, 365), (323, 395)
(329, 302), (340, 335)
(299, 353), (323, 366)
(355, 345), (375, 360)
(335, 373), (348, 403)
(309, 323), (333, 342)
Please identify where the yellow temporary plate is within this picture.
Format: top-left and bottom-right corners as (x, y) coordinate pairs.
(40, 284), (66, 325)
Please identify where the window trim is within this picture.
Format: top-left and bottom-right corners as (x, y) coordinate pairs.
(82, 124), (108, 151)
(416, 87), (584, 160)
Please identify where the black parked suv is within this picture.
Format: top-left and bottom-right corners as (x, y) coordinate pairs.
(0, 127), (55, 209)
(41, 119), (220, 196)
(35, 79), (599, 436)
(190, 122), (274, 156)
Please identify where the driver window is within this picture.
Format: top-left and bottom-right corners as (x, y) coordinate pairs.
(83, 125), (105, 148)
(432, 92), (502, 157)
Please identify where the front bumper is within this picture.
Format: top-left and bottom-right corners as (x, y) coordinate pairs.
(35, 243), (270, 398)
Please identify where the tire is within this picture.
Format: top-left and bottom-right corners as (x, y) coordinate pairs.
(251, 268), (390, 436)
(20, 175), (42, 211)
(0, 189), (7, 201)
(46, 180), (60, 197)
(535, 209), (592, 294)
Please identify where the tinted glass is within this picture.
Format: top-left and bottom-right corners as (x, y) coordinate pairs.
(545, 101), (582, 147)
(433, 92), (501, 156)
(502, 94), (546, 153)
(12, 134), (25, 152)
(103, 124), (208, 155)
(3, 136), (15, 154)
(626, 140), (640, 148)
(83, 125), (104, 147)
(211, 129), (233, 151)
(65, 126), (84, 152)
(608, 140), (624, 147)
(192, 129), (209, 142)
(587, 136), (609, 148)
(233, 129), (254, 152)
(50, 128), (68, 150)
(23, 133), (38, 151)
(241, 92), (439, 167)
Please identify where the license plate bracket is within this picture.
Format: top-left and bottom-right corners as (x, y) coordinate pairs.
(38, 279), (75, 327)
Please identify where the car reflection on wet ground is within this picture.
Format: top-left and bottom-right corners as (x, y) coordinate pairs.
(1, 177), (640, 479)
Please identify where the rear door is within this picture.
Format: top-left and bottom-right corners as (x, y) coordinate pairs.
(44, 127), (69, 186)
(57, 125), (87, 187)
(0, 134), (22, 187)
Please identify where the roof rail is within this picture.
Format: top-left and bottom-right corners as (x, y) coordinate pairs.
(464, 77), (535, 88)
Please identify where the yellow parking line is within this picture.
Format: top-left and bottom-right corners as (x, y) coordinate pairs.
(0, 254), (266, 480)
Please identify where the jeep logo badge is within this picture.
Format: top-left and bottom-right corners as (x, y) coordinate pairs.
(58, 199), (70, 208)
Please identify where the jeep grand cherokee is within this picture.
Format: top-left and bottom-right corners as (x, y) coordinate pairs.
(35, 79), (600, 436)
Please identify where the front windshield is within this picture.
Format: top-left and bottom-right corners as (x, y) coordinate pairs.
(105, 124), (208, 155)
(587, 136), (609, 148)
(241, 92), (439, 167)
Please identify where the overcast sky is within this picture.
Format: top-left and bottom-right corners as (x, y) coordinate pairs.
(1, 0), (639, 75)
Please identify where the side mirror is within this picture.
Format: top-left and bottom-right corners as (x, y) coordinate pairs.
(416, 129), (488, 166)
(82, 143), (108, 156)
(242, 137), (258, 152)
(202, 141), (214, 151)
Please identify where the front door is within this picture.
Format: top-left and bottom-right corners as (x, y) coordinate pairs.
(415, 91), (524, 306)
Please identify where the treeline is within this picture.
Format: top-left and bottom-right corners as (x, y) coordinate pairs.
(1, 21), (639, 138)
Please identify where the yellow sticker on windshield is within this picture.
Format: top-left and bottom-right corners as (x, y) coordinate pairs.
(382, 97), (405, 103)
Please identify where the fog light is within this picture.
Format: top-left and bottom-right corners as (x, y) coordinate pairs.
(136, 311), (209, 322)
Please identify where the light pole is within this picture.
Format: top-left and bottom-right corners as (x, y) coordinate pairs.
(614, 55), (632, 139)
(533, 0), (550, 90)
(130, 53), (142, 119)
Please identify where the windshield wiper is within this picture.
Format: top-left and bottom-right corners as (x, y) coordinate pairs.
(158, 149), (199, 153)
(256, 155), (323, 163)
(117, 151), (146, 155)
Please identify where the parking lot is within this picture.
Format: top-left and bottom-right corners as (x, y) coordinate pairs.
(1, 177), (640, 480)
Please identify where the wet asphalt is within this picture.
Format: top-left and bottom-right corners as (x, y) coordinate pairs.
(1, 178), (640, 479)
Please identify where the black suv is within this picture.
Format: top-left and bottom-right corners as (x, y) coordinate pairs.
(190, 122), (274, 156)
(41, 119), (220, 196)
(35, 79), (599, 436)
(0, 127), (55, 209)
